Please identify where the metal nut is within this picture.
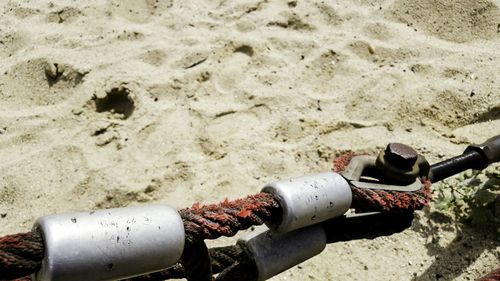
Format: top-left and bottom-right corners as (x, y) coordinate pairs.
(384, 143), (418, 169)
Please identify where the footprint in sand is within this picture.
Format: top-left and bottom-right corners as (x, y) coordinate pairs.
(88, 83), (136, 121)
(0, 58), (88, 107)
(213, 43), (255, 93)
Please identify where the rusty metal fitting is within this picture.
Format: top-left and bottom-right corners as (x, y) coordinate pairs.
(376, 143), (430, 184)
(384, 143), (418, 170)
(464, 135), (500, 169)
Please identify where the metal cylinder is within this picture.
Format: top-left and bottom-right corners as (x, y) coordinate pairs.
(429, 151), (483, 182)
(239, 225), (327, 281)
(262, 172), (352, 233)
(33, 205), (185, 281)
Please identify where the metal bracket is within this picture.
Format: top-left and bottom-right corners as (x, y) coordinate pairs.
(349, 179), (422, 192)
(340, 155), (422, 192)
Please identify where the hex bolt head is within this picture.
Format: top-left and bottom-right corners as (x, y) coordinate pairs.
(384, 143), (418, 169)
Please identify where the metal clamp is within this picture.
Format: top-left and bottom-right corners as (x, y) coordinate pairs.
(262, 172), (352, 233)
(33, 205), (185, 281)
(340, 155), (424, 192)
(239, 225), (326, 281)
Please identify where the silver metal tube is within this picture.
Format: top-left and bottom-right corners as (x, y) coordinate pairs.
(33, 205), (185, 281)
(262, 172), (352, 232)
(239, 225), (327, 281)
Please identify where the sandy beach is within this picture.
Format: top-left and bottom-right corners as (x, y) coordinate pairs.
(0, 0), (499, 280)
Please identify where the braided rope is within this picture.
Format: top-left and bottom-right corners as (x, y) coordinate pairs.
(213, 243), (257, 281)
(180, 239), (212, 281)
(210, 243), (256, 278)
(476, 267), (500, 281)
(332, 153), (432, 212)
(350, 181), (432, 212)
(177, 193), (280, 281)
(0, 153), (437, 280)
(126, 243), (256, 281)
(180, 193), (282, 243)
(151, 212), (417, 281)
(0, 231), (43, 280)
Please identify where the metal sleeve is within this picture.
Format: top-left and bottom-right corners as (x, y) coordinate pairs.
(33, 205), (185, 281)
(239, 225), (327, 281)
(262, 172), (352, 233)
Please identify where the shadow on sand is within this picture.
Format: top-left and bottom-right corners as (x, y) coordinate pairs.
(412, 176), (500, 281)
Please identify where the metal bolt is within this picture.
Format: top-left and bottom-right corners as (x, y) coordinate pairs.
(384, 143), (418, 169)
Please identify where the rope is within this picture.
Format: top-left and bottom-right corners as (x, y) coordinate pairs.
(0, 153), (436, 280)
(476, 267), (500, 281)
(0, 192), (280, 281)
(135, 212), (417, 281)
(126, 243), (256, 281)
(332, 153), (432, 212)
(210, 244), (252, 274)
(211, 243), (257, 281)
(180, 239), (212, 281)
(0, 230), (43, 280)
(350, 182), (432, 212)
(177, 192), (280, 280)
(212, 212), (417, 280)
(176, 192), (280, 281)
(180, 193), (282, 242)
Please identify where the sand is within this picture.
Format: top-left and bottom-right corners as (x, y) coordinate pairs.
(0, 0), (499, 280)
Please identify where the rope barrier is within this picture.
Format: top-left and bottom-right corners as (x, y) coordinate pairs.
(0, 151), (497, 281)
(176, 192), (281, 281)
(179, 193), (282, 243)
(125, 211), (418, 281)
(125, 243), (256, 281)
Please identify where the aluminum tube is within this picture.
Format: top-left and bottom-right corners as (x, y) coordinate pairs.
(239, 225), (327, 281)
(33, 205), (185, 281)
(262, 172), (352, 232)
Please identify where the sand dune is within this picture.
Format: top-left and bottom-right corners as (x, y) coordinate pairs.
(0, 0), (499, 280)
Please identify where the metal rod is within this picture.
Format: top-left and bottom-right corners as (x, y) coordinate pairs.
(429, 150), (484, 183)
(428, 135), (500, 183)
